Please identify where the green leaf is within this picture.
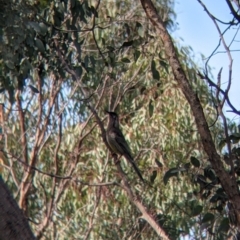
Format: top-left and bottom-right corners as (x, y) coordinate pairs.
(204, 167), (216, 181)
(35, 39), (45, 53)
(89, 56), (95, 67)
(218, 218), (229, 233)
(101, 38), (105, 46)
(150, 170), (157, 183)
(148, 100), (154, 117)
(191, 205), (203, 217)
(39, 23), (48, 35)
(232, 147), (240, 156)
(106, 46), (115, 52)
(121, 40), (133, 48)
(136, 22), (144, 37)
(5, 60), (15, 69)
(29, 22), (41, 33)
(53, 15), (62, 26)
(26, 36), (34, 47)
(84, 55), (89, 67)
(134, 50), (140, 62)
(231, 132), (240, 138)
(75, 66), (82, 78)
(151, 60), (156, 71)
(216, 188), (224, 194)
(229, 133), (240, 143)
(29, 85), (39, 93)
(163, 168), (179, 185)
(151, 60), (160, 80)
(155, 159), (163, 168)
(57, 1), (65, 15)
(90, 6), (98, 17)
(159, 60), (169, 74)
(121, 58), (131, 63)
(190, 156), (200, 167)
(202, 213), (214, 223)
(210, 189), (227, 203)
(196, 174), (207, 183)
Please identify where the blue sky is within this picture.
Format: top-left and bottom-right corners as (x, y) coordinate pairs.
(173, 0), (240, 122)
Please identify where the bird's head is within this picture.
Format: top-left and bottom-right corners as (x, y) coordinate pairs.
(106, 111), (120, 128)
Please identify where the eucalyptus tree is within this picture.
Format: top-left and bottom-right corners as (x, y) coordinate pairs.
(0, 0), (232, 239)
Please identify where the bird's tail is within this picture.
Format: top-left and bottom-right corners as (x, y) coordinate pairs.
(126, 156), (144, 182)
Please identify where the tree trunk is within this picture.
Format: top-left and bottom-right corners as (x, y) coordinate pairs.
(0, 177), (35, 240)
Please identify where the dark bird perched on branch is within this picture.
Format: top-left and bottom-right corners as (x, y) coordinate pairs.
(106, 111), (144, 182)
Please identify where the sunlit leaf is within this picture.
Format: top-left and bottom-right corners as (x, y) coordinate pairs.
(136, 22), (144, 37)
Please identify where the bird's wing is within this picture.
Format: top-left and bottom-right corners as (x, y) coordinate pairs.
(109, 128), (144, 182)
(109, 128), (132, 157)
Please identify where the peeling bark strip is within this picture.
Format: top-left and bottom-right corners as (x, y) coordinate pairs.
(140, 0), (240, 227)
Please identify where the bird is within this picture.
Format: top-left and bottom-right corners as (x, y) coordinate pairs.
(105, 111), (144, 182)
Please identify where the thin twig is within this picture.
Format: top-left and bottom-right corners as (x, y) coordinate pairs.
(197, 72), (240, 115)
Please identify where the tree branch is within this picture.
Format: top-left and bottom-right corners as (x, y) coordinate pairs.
(0, 177), (35, 240)
(113, 154), (169, 239)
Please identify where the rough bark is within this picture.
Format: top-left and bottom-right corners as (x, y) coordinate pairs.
(140, 0), (240, 227)
(0, 177), (35, 240)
